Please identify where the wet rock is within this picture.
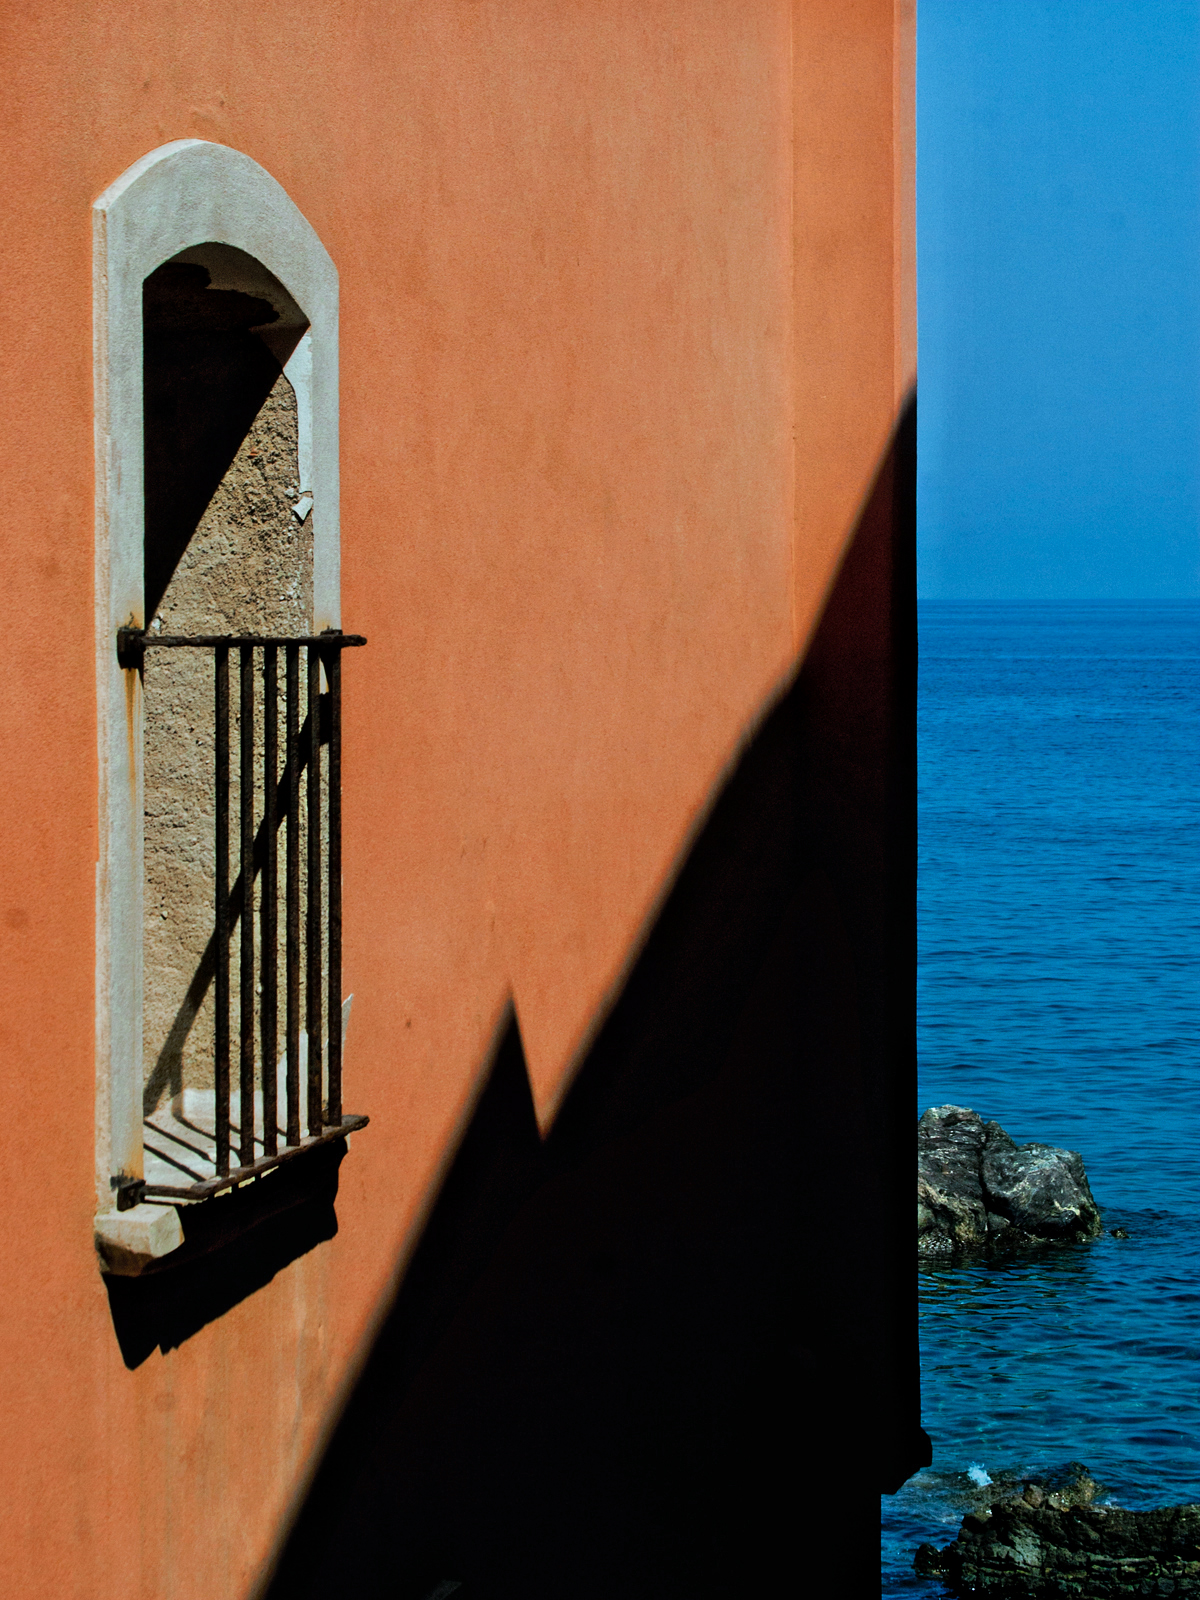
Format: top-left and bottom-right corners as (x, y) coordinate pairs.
(947, 1461), (1105, 1518)
(915, 1493), (1200, 1596)
(918, 1106), (1102, 1258)
(917, 1104), (991, 1252)
(1003, 1463), (1104, 1513)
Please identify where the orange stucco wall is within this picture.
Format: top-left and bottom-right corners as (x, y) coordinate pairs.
(0, 3), (912, 1595)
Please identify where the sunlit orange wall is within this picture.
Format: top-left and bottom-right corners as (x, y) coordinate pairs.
(0, 2), (912, 1595)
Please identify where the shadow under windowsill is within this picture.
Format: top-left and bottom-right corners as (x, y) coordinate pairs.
(104, 1137), (347, 1369)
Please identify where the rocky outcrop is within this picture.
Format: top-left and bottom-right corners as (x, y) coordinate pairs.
(918, 1106), (1102, 1258)
(915, 1484), (1200, 1597)
(958, 1462), (1107, 1516)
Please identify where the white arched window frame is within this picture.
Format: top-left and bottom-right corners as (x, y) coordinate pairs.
(93, 141), (340, 1248)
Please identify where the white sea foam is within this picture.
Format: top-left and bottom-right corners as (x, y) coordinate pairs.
(967, 1463), (992, 1488)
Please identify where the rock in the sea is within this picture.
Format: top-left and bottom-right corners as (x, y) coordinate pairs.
(918, 1106), (1101, 1258)
(915, 1489), (1200, 1597)
(970, 1461), (1106, 1515)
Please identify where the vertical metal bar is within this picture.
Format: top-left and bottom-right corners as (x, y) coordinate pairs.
(326, 645), (343, 1129)
(214, 645), (231, 1177)
(260, 645), (278, 1159)
(285, 644), (301, 1146)
(306, 646), (323, 1138)
(239, 644), (256, 1170)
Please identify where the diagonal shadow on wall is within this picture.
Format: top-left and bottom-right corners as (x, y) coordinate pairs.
(263, 395), (924, 1600)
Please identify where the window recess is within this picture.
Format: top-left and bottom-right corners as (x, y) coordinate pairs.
(93, 143), (357, 1271)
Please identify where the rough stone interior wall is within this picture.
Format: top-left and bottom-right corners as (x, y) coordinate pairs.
(143, 373), (314, 1108)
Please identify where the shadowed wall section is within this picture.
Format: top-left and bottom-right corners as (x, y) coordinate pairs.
(264, 397), (922, 1600)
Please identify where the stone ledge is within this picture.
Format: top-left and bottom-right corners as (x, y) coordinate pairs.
(95, 1203), (184, 1276)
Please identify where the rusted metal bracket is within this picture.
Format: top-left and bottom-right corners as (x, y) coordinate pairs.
(114, 1175), (147, 1211)
(116, 626), (145, 670)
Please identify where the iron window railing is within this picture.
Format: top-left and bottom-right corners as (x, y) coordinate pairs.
(116, 627), (368, 1209)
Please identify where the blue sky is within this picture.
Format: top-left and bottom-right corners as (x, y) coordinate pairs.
(918, 0), (1200, 599)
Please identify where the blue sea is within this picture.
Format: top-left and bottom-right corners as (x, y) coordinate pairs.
(883, 600), (1200, 1595)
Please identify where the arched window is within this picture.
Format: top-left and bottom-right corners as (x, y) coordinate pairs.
(93, 142), (365, 1272)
